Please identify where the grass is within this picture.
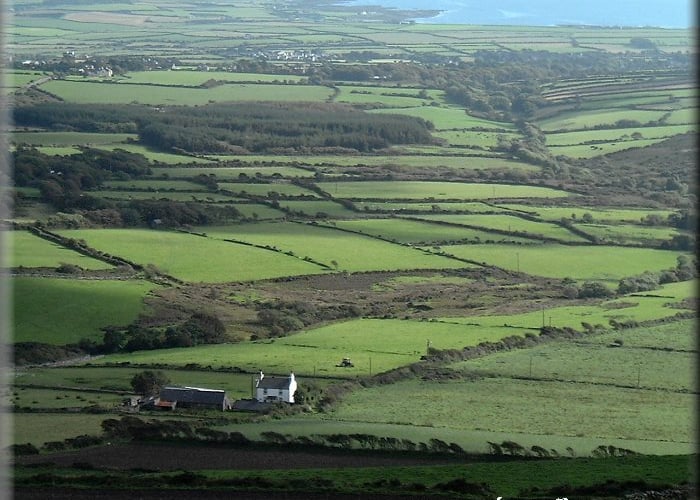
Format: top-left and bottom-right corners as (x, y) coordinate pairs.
(149, 166), (315, 179)
(442, 280), (696, 329)
(10, 230), (112, 269)
(202, 222), (469, 272)
(217, 182), (320, 197)
(90, 144), (215, 163)
(548, 138), (673, 158)
(12, 413), (112, 447)
(316, 181), (573, 200)
(13, 366), (262, 400)
(577, 223), (685, 245)
(94, 318), (531, 377)
(101, 180), (207, 191)
(12, 131), (137, 146)
(415, 214), (588, 242)
(498, 205), (675, 224)
(277, 200), (357, 218)
(13, 277), (158, 344)
(323, 377), (693, 449)
(90, 190), (240, 202)
(438, 244), (688, 280)
(55, 229), (327, 282)
(536, 109), (670, 132)
(120, 70), (305, 85)
(333, 218), (534, 244)
(368, 105), (516, 131)
(40, 80), (335, 105)
(355, 201), (511, 213)
(579, 318), (696, 352)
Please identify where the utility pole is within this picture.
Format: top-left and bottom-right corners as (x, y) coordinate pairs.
(529, 355), (533, 378)
(369, 357), (372, 377)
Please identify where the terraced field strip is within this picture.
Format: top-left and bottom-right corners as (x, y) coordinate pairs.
(368, 105), (516, 130)
(13, 277), (159, 344)
(333, 218), (534, 244)
(217, 182), (320, 197)
(317, 181), (573, 200)
(149, 166), (315, 179)
(12, 131), (137, 146)
(56, 229), (327, 282)
(498, 204), (675, 224)
(202, 222), (470, 272)
(438, 244), (688, 280)
(10, 230), (113, 269)
(90, 190), (240, 202)
(414, 213), (588, 242)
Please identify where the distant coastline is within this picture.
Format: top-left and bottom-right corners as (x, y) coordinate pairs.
(341, 0), (693, 28)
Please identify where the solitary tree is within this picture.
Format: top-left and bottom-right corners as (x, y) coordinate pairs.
(130, 370), (170, 397)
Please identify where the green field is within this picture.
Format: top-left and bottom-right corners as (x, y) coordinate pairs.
(95, 318), (535, 376)
(499, 205), (675, 224)
(355, 201), (512, 213)
(56, 229), (327, 282)
(202, 222), (469, 272)
(10, 230), (113, 269)
(438, 244), (688, 280)
(442, 280), (696, 329)
(217, 182), (320, 197)
(368, 105), (516, 131)
(12, 131), (137, 146)
(278, 200), (357, 218)
(321, 377), (693, 452)
(90, 190), (239, 202)
(317, 181), (573, 200)
(101, 179), (208, 191)
(12, 413), (114, 447)
(333, 218), (534, 244)
(40, 80), (335, 105)
(415, 214), (588, 242)
(121, 70), (305, 85)
(13, 277), (158, 344)
(577, 223), (685, 245)
(149, 166), (315, 179)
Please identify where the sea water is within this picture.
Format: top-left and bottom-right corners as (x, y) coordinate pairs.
(344, 0), (694, 28)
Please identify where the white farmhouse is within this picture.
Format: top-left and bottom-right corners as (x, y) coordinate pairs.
(255, 371), (297, 403)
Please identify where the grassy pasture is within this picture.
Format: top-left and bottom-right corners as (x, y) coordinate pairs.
(205, 154), (536, 171)
(4, 70), (47, 87)
(90, 190), (239, 202)
(415, 214), (588, 242)
(101, 180), (207, 191)
(548, 138), (676, 158)
(498, 205), (675, 224)
(55, 229), (326, 282)
(334, 86), (433, 108)
(231, 203), (285, 220)
(368, 105), (516, 131)
(35, 146), (82, 156)
(323, 377), (693, 451)
(438, 244), (688, 280)
(442, 280), (696, 329)
(316, 181), (572, 200)
(578, 318), (696, 352)
(225, 418), (691, 458)
(432, 130), (519, 148)
(12, 414), (112, 447)
(217, 182), (319, 197)
(355, 201), (511, 213)
(10, 230), (112, 269)
(577, 223), (685, 245)
(91, 144), (214, 163)
(40, 80), (335, 105)
(121, 70), (305, 85)
(278, 200), (357, 218)
(333, 218), (533, 244)
(13, 277), (158, 344)
(537, 109), (671, 132)
(95, 319), (531, 376)
(202, 222), (469, 272)
(544, 124), (697, 146)
(455, 340), (694, 392)
(12, 131), (137, 146)
(14, 366), (263, 400)
(149, 166), (315, 179)
(9, 387), (124, 410)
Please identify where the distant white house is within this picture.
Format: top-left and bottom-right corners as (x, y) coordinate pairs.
(255, 371), (297, 403)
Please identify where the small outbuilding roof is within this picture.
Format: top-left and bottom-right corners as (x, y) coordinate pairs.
(160, 386), (227, 405)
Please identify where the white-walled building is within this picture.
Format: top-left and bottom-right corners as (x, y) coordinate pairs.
(255, 371), (297, 403)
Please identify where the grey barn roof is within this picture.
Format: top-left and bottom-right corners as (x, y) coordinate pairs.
(160, 386), (227, 405)
(258, 376), (292, 390)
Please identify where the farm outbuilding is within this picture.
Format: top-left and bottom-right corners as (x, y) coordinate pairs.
(255, 371), (297, 403)
(158, 386), (230, 411)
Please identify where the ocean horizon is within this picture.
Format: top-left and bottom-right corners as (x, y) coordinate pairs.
(345, 0), (694, 28)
